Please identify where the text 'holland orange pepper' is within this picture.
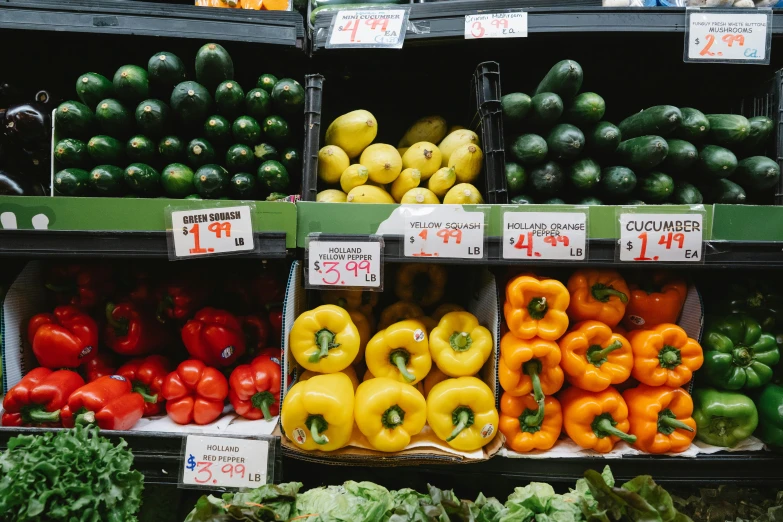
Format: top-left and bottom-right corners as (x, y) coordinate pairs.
(504, 275), (569, 341)
(629, 323), (703, 387)
(566, 270), (629, 328)
(559, 321), (633, 392)
(623, 272), (687, 330)
(559, 386), (636, 453)
(623, 384), (696, 454)
(499, 332), (563, 397)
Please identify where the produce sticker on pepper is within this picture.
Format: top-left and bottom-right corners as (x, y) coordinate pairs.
(503, 211), (587, 261)
(181, 435), (269, 489)
(618, 213), (704, 263)
(167, 205), (255, 259)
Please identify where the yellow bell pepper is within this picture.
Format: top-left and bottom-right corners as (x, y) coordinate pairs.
(432, 303), (466, 322)
(347, 309), (371, 364)
(289, 305), (359, 373)
(299, 366), (359, 391)
(430, 311), (493, 377)
(379, 301), (425, 331)
(395, 263), (447, 307)
(504, 274), (570, 341)
(365, 368), (426, 395)
(354, 377), (427, 452)
(321, 289), (378, 317)
(417, 316), (438, 333)
(281, 372), (354, 451)
(427, 376), (498, 451)
(366, 319), (432, 384)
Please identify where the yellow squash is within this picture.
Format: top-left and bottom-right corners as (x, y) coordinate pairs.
(339, 164), (369, 193)
(347, 185), (395, 203)
(438, 129), (479, 167)
(443, 183), (484, 204)
(448, 144), (483, 183)
(354, 377), (427, 452)
(402, 142), (442, 178)
(316, 189), (347, 203)
(427, 167), (456, 198)
(325, 110), (378, 158)
(448, 125), (466, 134)
(401, 188), (439, 204)
(318, 145), (350, 184)
(391, 168), (421, 202)
(360, 144), (402, 184)
(398, 115), (448, 148)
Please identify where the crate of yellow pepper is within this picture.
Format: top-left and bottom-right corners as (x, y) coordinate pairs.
(277, 262), (504, 463)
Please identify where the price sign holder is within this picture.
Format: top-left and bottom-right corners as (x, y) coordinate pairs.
(305, 233), (384, 291)
(401, 205), (487, 260)
(684, 8), (772, 65)
(326, 6), (411, 49)
(501, 206), (588, 262)
(615, 206), (706, 264)
(465, 10), (527, 39)
(179, 433), (279, 491)
(165, 203), (259, 261)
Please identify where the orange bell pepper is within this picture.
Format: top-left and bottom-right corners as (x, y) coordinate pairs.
(623, 272), (687, 330)
(566, 269), (629, 328)
(504, 274), (569, 341)
(629, 323), (703, 387)
(559, 321), (633, 392)
(499, 332), (563, 397)
(623, 384), (696, 454)
(499, 392), (562, 453)
(559, 386), (636, 453)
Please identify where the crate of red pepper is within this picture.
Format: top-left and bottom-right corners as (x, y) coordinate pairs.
(0, 259), (287, 435)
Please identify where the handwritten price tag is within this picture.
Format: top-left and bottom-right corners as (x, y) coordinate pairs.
(181, 436), (269, 489)
(465, 11), (527, 39)
(402, 205), (484, 259)
(503, 212), (587, 261)
(619, 213), (703, 263)
(308, 240), (381, 288)
(169, 206), (254, 258)
(685, 9), (771, 64)
(327, 8), (409, 49)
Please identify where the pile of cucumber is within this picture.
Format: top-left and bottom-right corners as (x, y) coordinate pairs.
(502, 59), (779, 205)
(52, 43), (304, 201)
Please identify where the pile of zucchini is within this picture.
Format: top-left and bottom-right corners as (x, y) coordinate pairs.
(52, 43), (304, 200)
(502, 59), (779, 205)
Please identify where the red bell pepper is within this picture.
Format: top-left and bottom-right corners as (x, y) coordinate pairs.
(181, 307), (246, 367)
(116, 355), (171, 416)
(161, 359), (228, 425)
(28, 306), (98, 368)
(251, 272), (285, 306)
(104, 301), (170, 356)
(229, 354), (281, 420)
(241, 314), (270, 357)
(84, 351), (117, 382)
(268, 306), (283, 344)
(45, 264), (115, 310)
(61, 375), (145, 431)
(2, 368), (85, 427)
(156, 282), (209, 323)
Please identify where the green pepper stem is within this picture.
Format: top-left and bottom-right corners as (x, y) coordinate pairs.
(28, 409), (61, 423)
(523, 360), (544, 402)
(659, 415), (694, 433)
(309, 330), (335, 363)
(594, 417), (637, 444)
(592, 284), (628, 304)
(587, 341), (623, 365)
(104, 302), (129, 336)
(309, 420), (329, 445)
(133, 385), (158, 404)
(527, 297), (548, 320)
(388, 411), (402, 426)
(75, 410), (96, 426)
(521, 400), (545, 429)
(392, 352), (416, 382)
(455, 333), (468, 349)
(661, 351), (680, 366)
(251, 391), (275, 420)
(446, 410), (471, 442)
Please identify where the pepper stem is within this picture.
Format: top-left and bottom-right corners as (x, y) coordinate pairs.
(391, 350), (416, 382)
(309, 329), (337, 363)
(523, 360), (544, 402)
(449, 331), (473, 352)
(447, 410), (471, 442)
(75, 410), (96, 426)
(733, 347), (753, 367)
(593, 415), (637, 444)
(251, 391), (275, 420)
(27, 408), (61, 424)
(305, 415), (329, 445)
(659, 415), (694, 433)
(520, 401), (545, 431)
(587, 341), (623, 366)
(658, 345), (682, 370)
(104, 302), (129, 337)
(527, 297), (548, 320)
(592, 283), (628, 304)
(133, 384), (158, 404)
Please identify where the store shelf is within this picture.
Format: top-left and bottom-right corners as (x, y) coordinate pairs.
(0, 0), (305, 47)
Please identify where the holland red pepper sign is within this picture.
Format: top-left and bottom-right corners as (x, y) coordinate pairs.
(181, 435), (269, 489)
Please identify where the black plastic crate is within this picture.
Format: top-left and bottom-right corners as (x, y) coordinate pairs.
(473, 61), (506, 204)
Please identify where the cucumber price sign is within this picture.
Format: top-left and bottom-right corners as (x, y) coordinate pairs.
(306, 238), (382, 289)
(684, 9), (772, 64)
(326, 8), (410, 49)
(618, 213), (704, 263)
(503, 211), (587, 261)
(401, 205), (485, 259)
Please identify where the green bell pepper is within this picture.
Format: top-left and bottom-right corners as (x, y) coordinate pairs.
(755, 383), (783, 450)
(724, 280), (783, 332)
(702, 314), (780, 390)
(692, 387), (758, 447)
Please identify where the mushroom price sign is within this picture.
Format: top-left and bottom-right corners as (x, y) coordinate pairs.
(327, 8), (410, 49)
(465, 11), (527, 39)
(308, 240), (382, 288)
(181, 436), (269, 489)
(685, 9), (772, 64)
(402, 206), (485, 259)
(503, 212), (587, 261)
(619, 213), (703, 263)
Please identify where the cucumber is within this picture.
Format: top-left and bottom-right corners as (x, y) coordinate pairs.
(113, 65), (149, 105)
(660, 139), (697, 173)
(75, 73), (113, 110)
(230, 172), (258, 199)
(281, 147), (302, 174)
(673, 181), (703, 204)
(625, 199), (646, 205)
(89, 165), (125, 196)
(510, 134), (547, 165)
(601, 166), (636, 196)
(586, 122), (622, 156)
(706, 178), (746, 204)
(258, 160), (290, 191)
(246, 88), (271, 121)
(535, 60), (583, 100)
(568, 157), (601, 191)
(54, 168), (90, 196)
(257, 74), (278, 94)
(226, 144), (255, 173)
(546, 124), (584, 161)
(699, 145), (737, 179)
(54, 138), (88, 168)
(541, 197), (565, 204)
(187, 138), (216, 168)
(195, 43), (234, 93)
(706, 114), (751, 147)
(55, 101), (94, 138)
(510, 194), (535, 204)
(124, 163), (160, 195)
(194, 164), (230, 198)
(233, 115), (262, 146)
(638, 172), (674, 202)
(126, 135), (157, 164)
(741, 116), (774, 152)
(184, 194), (202, 200)
(673, 108), (710, 142)
(619, 106), (682, 140)
(95, 99), (133, 138)
(615, 136), (669, 170)
(87, 135), (124, 164)
(161, 163), (196, 198)
(734, 156), (780, 191)
(215, 80), (245, 119)
(565, 92), (605, 126)
(263, 115), (290, 145)
(528, 161), (564, 195)
(271, 78), (305, 114)
(147, 52), (186, 92)
(501, 93), (531, 125)
(204, 115), (232, 146)
(170, 81), (213, 125)
(528, 92), (563, 128)
(505, 161), (526, 195)
(158, 135), (185, 162)
(135, 99), (171, 138)
(266, 192), (288, 202)
(254, 143), (279, 162)
(578, 196), (602, 206)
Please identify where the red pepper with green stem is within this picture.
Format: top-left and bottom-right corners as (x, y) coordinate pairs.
(156, 282), (209, 323)
(104, 301), (171, 356)
(116, 355), (171, 416)
(161, 359), (228, 425)
(2, 368), (85, 427)
(28, 305), (98, 369)
(60, 375), (145, 430)
(229, 354), (281, 420)
(44, 264), (115, 310)
(181, 307), (246, 367)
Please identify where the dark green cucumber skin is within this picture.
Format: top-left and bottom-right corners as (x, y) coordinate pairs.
(618, 106), (682, 140)
(256, 74), (278, 94)
(54, 168), (90, 196)
(203, 115), (232, 146)
(124, 163), (160, 195)
(54, 139), (88, 168)
(706, 114), (751, 147)
(87, 135), (124, 164)
(245, 88), (271, 121)
(233, 116), (262, 146)
(194, 164), (230, 198)
(158, 135), (185, 162)
(535, 60), (583, 100)
(528, 92), (564, 128)
(230, 172), (258, 199)
(95, 99), (133, 138)
(510, 134), (547, 165)
(187, 138), (216, 168)
(586, 122), (622, 156)
(501, 93), (531, 126)
(170, 81), (213, 125)
(254, 143), (279, 162)
(271, 78), (305, 114)
(226, 144), (255, 173)
(135, 99), (171, 138)
(615, 136), (669, 170)
(735, 156), (781, 191)
(147, 52), (187, 93)
(699, 145), (738, 179)
(505, 161), (526, 195)
(601, 166), (637, 196)
(546, 124), (585, 161)
(673, 181), (703, 204)
(215, 81), (245, 119)
(89, 165), (125, 196)
(55, 101), (95, 139)
(126, 135), (157, 164)
(673, 108), (710, 142)
(262, 115), (290, 145)
(281, 147), (302, 174)
(741, 116), (774, 152)
(565, 92), (605, 126)
(661, 139), (698, 173)
(184, 194), (202, 200)
(638, 172), (674, 202)
(568, 157), (601, 192)
(528, 161), (564, 195)
(706, 178), (746, 204)
(75, 73), (114, 110)
(578, 196), (603, 206)
(257, 160), (290, 191)
(161, 163), (196, 198)
(510, 194), (535, 204)
(113, 65), (149, 105)
(195, 43), (234, 93)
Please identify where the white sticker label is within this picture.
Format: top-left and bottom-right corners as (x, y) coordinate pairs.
(402, 205), (484, 259)
(465, 11), (527, 39)
(170, 206), (254, 258)
(686, 9), (771, 63)
(327, 9), (408, 49)
(182, 436), (268, 488)
(481, 424), (495, 439)
(619, 213), (703, 263)
(308, 240), (381, 288)
(292, 428), (307, 445)
(413, 329), (425, 342)
(503, 212), (587, 260)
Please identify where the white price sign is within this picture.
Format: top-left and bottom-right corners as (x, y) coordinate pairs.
(619, 213), (703, 263)
(503, 212), (587, 260)
(465, 11), (527, 39)
(182, 436), (269, 489)
(308, 240), (381, 288)
(685, 9), (771, 64)
(402, 205), (484, 259)
(169, 206), (255, 258)
(326, 8), (409, 49)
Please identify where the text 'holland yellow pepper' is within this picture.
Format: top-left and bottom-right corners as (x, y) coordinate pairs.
(366, 319), (432, 385)
(354, 377), (427, 452)
(430, 311), (493, 377)
(426, 376), (499, 451)
(289, 305), (360, 373)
